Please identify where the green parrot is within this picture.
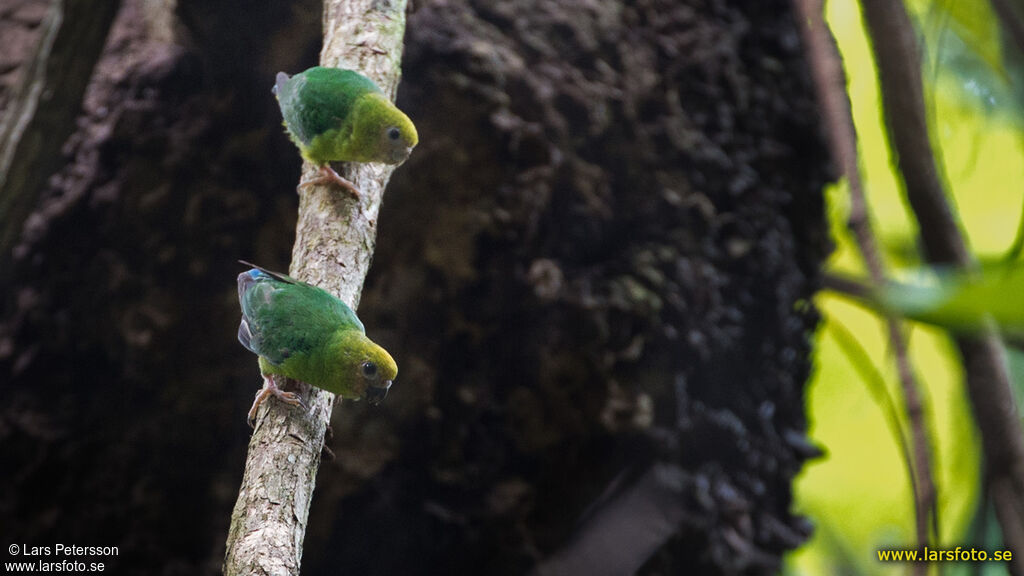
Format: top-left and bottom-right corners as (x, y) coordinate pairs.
(273, 66), (419, 197)
(236, 262), (397, 426)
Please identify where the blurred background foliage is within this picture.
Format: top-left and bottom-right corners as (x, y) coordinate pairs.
(789, 0), (1024, 573)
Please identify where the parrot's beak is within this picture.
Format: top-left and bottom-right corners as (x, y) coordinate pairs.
(392, 146), (414, 165)
(367, 380), (392, 406)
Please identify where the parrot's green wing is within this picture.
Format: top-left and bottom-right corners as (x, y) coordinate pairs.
(274, 67), (382, 147)
(236, 262), (364, 366)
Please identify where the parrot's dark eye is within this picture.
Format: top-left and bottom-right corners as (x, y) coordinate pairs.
(361, 361), (378, 378)
(387, 127), (401, 141)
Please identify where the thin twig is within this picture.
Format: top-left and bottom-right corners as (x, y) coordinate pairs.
(859, 0), (1024, 569)
(820, 272), (875, 304)
(859, 1), (969, 265)
(223, 1), (411, 574)
(791, 0), (937, 562)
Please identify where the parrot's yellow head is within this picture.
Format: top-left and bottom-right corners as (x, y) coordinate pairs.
(353, 93), (419, 165)
(354, 340), (398, 406)
(331, 330), (398, 405)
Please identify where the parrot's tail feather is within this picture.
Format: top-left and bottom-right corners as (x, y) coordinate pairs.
(238, 260), (274, 280)
(237, 260), (300, 286)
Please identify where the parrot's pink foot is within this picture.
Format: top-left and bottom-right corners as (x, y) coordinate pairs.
(300, 165), (362, 200)
(247, 374), (308, 427)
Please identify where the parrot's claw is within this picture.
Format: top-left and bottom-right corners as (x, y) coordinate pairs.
(300, 165), (362, 200)
(247, 375), (308, 428)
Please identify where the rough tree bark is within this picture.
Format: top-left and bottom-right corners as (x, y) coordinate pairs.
(223, 1), (410, 574)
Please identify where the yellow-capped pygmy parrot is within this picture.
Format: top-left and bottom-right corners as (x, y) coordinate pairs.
(273, 66), (419, 198)
(237, 262), (397, 426)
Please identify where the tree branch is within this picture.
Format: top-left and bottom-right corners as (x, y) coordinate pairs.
(223, 1), (410, 574)
(859, 0), (1024, 567)
(791, 0), (936, 563)
(0, 0), (121, 274)
(859, 0), (968, 266)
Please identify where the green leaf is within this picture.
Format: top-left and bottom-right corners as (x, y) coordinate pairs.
(842, 264), (1024, 334)
(910, 0), (1024, 127)
(926, 0), (1007, 81)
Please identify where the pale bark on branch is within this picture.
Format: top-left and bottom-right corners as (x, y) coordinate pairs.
(223, 1), (410, 574)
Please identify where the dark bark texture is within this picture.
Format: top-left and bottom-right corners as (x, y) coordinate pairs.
(0, 0), (831, 574)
